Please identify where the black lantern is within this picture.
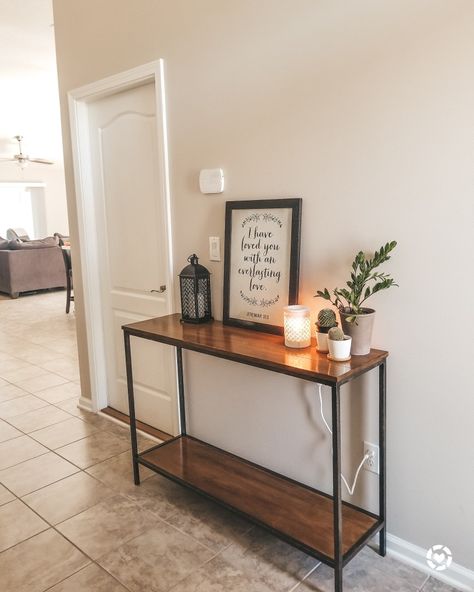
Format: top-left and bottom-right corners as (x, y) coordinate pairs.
(179, 254), (212, 323)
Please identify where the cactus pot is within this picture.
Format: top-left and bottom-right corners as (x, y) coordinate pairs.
(316, 332), (329, 352)
(315, 323), (337, 353)
(327, 335), (352, 360)
(340, 308), (375, 355)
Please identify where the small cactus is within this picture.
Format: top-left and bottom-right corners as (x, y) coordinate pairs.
(317, 308), (337, 328)
(328, 327), (345, 341)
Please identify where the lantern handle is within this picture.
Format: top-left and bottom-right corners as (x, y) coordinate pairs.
(187, 254), (199, 265)
(151, 285), (167, 294)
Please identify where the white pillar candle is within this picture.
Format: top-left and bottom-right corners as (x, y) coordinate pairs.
(197, 292), (206, 318)
(283, 305), (311, 348)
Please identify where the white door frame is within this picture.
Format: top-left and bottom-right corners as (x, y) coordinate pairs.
(68, 60), (175, 413)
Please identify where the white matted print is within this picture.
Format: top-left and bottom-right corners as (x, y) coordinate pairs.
(223, 199), (301, 334)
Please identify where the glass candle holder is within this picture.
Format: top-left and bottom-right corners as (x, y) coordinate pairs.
(283, 305), (311, 348)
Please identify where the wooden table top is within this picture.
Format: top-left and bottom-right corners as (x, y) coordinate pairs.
(123, 314), (388, 385)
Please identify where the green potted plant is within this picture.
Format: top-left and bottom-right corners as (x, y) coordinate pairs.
(315, 241), (398, 355)
(315, 308), (338, 353)
(327, 327), (352, 361)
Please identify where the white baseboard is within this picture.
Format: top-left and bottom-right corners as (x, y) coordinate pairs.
(97, 411), (162, 443)
(387, 533), (474, 592)
(77, 396), (93, 412)
(75, 399), (162, 443)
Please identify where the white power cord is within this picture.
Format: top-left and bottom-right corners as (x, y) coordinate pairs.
(318, 384), (372, 496)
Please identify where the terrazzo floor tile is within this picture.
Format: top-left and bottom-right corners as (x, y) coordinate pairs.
(297, 553), (422, 592)
(0, 364), (49, 384)
(101, 424), (157, 452)
(99, 523), (214, 592)
(0, 394), (48, 419)
(47, 399), (141, 441)
(0, 483), (15, 506)
(0, 435), (48, 470)
(351, 545), (428, 588)
(23, 471), (114, 525)
(0, 451), (80, 496)
(29, 416), (98, 449)
(163, 485), (253, 553)
(219, 526), (318, 590)
(0, 528), (90, 592)
(114, 468), (245, 541)
(9, 347), (66, 366)
(56, 397), (95, 418)
(0, 418), (22, 442)
(67, 407), (142, 437)
(15, 371), (69, 394)
(34, 381), (81, 404)
(421, 577), (461, 591)
(0, 499), (48, 552)
(0, 357), (29, 374)
(55, 430), (131, 468)
(47, 563), (129, 592)
(39, 357), (80, 381)
(6, 404), (73, 433)
(57, 494), (163, 559)
(0, 383), (28, 403)
(86, 450), (155, 492)
(118, 472), (185, 513)
(168, 555), (275, 592)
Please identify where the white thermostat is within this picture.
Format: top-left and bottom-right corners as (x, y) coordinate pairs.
(199, 168), (224, 194)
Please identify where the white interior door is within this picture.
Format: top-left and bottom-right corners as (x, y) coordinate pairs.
(87, 81), (177, 435)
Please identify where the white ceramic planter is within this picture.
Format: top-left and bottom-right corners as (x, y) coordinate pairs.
(327, 336), (352, 361)
(315, 332), (329, 353)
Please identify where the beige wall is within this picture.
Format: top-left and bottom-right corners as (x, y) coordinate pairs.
(52, 0), (474, 570)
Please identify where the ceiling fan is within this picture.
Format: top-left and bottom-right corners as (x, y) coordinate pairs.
(0, 135), (54, 169)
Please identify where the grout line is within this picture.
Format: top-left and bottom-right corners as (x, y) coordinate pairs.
(417, 574), (430, 591)
(157, 511), (227, 554)
(1, 499), (52, 552)
(287, 561), (322, 592)
(2, 458), (136, 592)
(95, 563), (135, 592)
(0, 366), (75, 389)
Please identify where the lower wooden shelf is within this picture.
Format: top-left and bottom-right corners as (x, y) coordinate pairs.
(139, 435), (381, 565)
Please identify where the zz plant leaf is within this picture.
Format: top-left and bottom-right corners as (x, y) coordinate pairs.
(315, 241), (398, 317)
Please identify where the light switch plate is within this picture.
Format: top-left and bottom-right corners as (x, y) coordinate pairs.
(209, 236), (221, 261)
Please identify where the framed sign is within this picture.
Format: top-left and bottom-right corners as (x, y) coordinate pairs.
(223, 198), (302, 334)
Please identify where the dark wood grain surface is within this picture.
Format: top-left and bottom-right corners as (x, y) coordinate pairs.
(140, 436), (378, 560)
(123, 314), (387, 384)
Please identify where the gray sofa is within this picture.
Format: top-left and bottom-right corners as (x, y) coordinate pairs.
(0, 237), (66, 298)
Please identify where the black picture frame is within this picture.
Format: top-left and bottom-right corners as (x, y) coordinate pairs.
(223, 198), (302, 335)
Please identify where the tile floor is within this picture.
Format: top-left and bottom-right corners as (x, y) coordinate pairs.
(0, 291), (460, 591)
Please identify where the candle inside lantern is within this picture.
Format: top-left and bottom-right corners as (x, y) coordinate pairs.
(197, 292), (206, 318)
(283, 305), (311, 348)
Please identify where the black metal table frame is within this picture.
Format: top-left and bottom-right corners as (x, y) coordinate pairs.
(123, 330), (387, 592)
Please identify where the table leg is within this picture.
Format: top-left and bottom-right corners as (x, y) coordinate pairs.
(124, 331), (140, 485)
(176, 347), (186, 435)
(378, 361), (387, 556)
(332, 384), (343, 592)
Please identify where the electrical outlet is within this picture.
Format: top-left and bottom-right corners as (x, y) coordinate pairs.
(363, 441), (380, 474)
